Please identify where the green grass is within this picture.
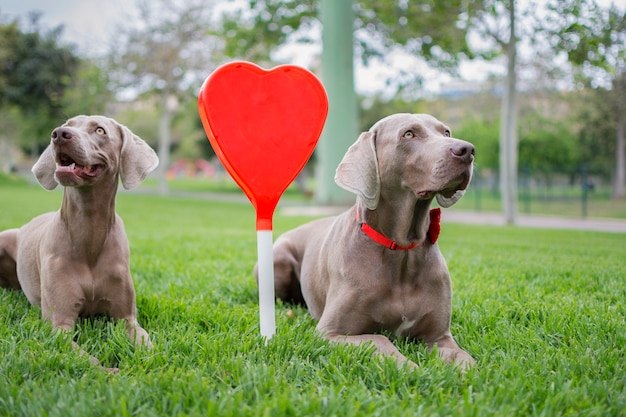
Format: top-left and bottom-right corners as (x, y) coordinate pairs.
(1, 176), (625, 416)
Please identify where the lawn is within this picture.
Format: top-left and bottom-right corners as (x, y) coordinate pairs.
(0, 175), (625, 416)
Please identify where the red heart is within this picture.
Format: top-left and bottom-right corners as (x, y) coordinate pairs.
(198, 62), (328, 230)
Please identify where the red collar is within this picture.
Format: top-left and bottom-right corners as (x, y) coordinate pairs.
(356, 207), (441, 250)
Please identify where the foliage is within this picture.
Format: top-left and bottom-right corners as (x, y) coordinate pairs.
(575, 86), (618, 178)
(220, 0), (319, 66)
(547, 0), (625, 84)
(518, 115), (581, 179)
(107, 0), (221, 100)
(61, 59), (113, 117)
(0, 14), (79, 149)
(219, 0), (486, 81)
(353, 0), (482, 69)
(0, 181), (625, 416)
(169, 99), (215, 161)
(455, 117), (500, 171)
(106, 0), (224, 193)
(358, 94), (424, 132)
(546, 0), (626, 198)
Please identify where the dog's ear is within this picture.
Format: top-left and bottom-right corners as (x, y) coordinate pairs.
(32, 144), (59, 190)
(335, 131), (380, 210)
(436, 191), (465, 208)
(119, 125), (159, 190)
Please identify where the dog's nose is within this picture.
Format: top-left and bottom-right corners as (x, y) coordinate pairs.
(51, 127), (74, 145)
(451, 142), (475, 163)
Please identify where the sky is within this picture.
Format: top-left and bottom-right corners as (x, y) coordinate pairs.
(0, 0), (141, 56)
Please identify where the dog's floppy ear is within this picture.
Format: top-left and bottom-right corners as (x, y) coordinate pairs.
(436, 191), (465, 208)
(335, 131), (380, 210)
(32, 144), (59, 190)
(119, 124), (159, 190)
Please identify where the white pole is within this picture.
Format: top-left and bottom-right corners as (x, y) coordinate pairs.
(256, 230), (276, 339)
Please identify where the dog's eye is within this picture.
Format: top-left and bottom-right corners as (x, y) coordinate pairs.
(403, 131), (414, 139)
(444, 129), (451, 137)
(95, 127), (106, 135)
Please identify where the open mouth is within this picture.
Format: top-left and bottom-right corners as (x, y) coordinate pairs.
(440, 171), (471, 197)
(56, 153), (104, 178)
(416, 171), (472, 200)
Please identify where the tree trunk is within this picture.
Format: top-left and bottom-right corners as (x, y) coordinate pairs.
(157, 94), (172, 195)
(613, 72), (625, 199)
(499, 0), (518, 224)
(315, 0), (357, 205)
(0, 139), (13, 173)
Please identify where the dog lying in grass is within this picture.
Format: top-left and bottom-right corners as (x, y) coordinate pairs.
(261, 113), (476, 370)
(0, 115), (158, 372)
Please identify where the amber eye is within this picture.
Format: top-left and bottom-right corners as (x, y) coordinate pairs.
(95, 127), (106, 135)
(444, 129), (451, 137)
(403, 130), (414, 139)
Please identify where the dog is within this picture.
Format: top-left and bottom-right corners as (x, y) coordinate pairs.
(0, 115), (158, 370)
(263, 113), (476, 370)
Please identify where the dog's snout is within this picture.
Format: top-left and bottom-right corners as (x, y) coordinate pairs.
(450, 142), (475, 163)
(51, 127), (74, 144)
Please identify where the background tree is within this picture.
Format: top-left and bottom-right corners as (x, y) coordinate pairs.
(547, 0), (626, 199)
(575, 86), (619, 181)
(466, 0), (524, 224)
(219, 0), (485, 94)
(107, 0), (223, 194)
(0, 13), (79, 171)
(61, 60), (113, 117)
(518, 116), (581, 184)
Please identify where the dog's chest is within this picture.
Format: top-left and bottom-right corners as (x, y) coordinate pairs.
(74, 263), (127, 317)
(371, 285), (431, 336)
(370, 265), (451, 338)
(394, 317), (417, 338)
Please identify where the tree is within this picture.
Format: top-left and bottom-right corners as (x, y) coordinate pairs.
(456, 117), (500, 173)
(518, 116), (581, 182)
(61, 59), (113, 116)
(107, 0), (222, 194)
(547, 0), (626, 198)
(219, 0), (484, 90)
(575, 86), (619, 181)
(464, 0), (523, 224)
(0, 14), (79, 165)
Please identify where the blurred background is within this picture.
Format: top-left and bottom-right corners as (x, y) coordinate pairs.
(1, 0), (624, 222)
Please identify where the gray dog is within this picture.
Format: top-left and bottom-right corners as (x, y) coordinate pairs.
(263, 113), (476, 370)
(0, 115), (158, 370)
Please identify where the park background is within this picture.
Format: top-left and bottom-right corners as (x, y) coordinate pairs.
(1, 0), (625, 221)
(1, 1), (625, 416)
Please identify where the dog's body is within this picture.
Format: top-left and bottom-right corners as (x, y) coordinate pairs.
(0, 115), (158, 367)
(265, 113), (475, 369)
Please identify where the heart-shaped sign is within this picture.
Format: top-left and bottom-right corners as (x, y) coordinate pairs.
(198, 61), (328, 339)
(198, 61), (328, 230)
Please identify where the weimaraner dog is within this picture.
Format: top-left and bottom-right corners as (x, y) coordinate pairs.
(0, 115), (158, 370)
(265, 113), (476, 370)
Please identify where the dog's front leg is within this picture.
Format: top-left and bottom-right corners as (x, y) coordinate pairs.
(46, 304), (120, 373)
(427, 334), (475, 371)
(324, 333), (418, 370)
(51, 321), (120, 373)
(125, 319), (152, 349)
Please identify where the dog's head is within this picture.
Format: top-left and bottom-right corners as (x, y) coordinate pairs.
(32, 115), (159, 190)
(335, 113), (474, 209)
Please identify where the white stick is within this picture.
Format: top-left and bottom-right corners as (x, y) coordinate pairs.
(256, 230), (276, 339)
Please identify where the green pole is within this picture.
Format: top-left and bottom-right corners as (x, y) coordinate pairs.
(315, 0), (357, 205)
